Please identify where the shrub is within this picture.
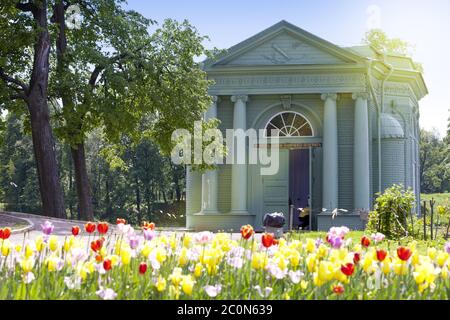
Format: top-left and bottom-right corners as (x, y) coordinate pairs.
(366, 184), (415, 240)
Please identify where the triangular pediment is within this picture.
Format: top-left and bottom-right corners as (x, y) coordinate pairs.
(205, 21), (363, 68)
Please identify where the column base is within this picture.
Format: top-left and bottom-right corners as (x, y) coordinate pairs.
(194, 210), (221, 215)
(187, 212), (255, 232)
(230, 210), (249, 215)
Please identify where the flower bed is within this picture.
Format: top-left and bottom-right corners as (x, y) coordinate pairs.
(0, 222), (450, 300)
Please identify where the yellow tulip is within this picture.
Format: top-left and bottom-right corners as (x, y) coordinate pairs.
(181, 275), (195, 295)
(121, 248), (131, 265)
(317, 244), (329, 259)
(289, 250), (300, 267)
(251, 252), (267, 270)
(182, 234), (192, 248)
(436, 252), (448, 267)
(305, 238), (315, 253)
(156, 276), (167, 292)
(155, 247), (167, 264)
(300, 280), (308, 290)
(141, 243), (152, 258)
(49, 236), (58, 252)
(306, 254), (317, 273)
(1, 240), (10, 256)
(169, 267), (183, 286)
(15, 245), (22, 253)
(35, 237), (45, 252)
(179, 247), (188, 266)
(427, 248), (437, 260)
(25, 244), (34, 258)
(21, 258), (34, 273)
(194, 263), (203, 278)
(393, 259), (408, 276)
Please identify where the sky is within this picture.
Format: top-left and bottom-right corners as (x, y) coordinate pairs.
(125, 0), (450, 136)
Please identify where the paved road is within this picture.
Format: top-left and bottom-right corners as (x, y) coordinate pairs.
(1, 212), (262, 245)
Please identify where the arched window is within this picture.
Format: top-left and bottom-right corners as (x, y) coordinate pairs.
(265, 112), (313, 137)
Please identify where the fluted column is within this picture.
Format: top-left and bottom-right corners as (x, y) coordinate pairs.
(352, 92), (370, 211)
(321, 93), (339, 211)
(230, 95), (248, 214)
(201, 96), (219, 213)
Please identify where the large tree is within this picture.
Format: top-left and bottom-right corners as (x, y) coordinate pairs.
(0, 0), (66, 218)
(49, 1), (217, 219)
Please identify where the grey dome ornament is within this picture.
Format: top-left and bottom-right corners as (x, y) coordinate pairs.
(380, 113), (404, 139)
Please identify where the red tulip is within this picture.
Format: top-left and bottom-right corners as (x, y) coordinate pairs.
(103, 259), (112, 271)
(0, 227), (11, 240)
(116, 218), (126, 225)
(139, 262), (148, 275)
(340, 263), (355, 276)
(72, 226), (80, 236)
(85, 222), (96, 234)
(240, 225), (254, 240)
(142, 222), (155, 231)
(332, 284), (344, 295)
(361, 236), (371, 248)
(261, 233), (274, 248)
(97, 222), (109, 235)
(90, 238), (104, 253)
(95, 254), (103, 263)
(376, 249), (388, 262)
(397, 246), (412, 261)
(353, 252), (361, 264)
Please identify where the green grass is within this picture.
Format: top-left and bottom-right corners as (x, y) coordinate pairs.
(421, 193), (450, 207)
(288, 230), (447, 255)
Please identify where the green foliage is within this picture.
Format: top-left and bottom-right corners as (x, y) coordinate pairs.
(363, 29), (422, 72)
(366, 185), (416, 240)
(420, 129), (449, 194)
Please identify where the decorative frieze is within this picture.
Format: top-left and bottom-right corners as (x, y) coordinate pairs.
(210, 73), (366, 90)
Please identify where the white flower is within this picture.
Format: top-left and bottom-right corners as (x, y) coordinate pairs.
(194, 231), (214, 244)
(117, 224), (134, 236)
(371, 232), (385, 243)
(70, 247), (87, 266)
(64, 276), (81, 290)
(254, 285), (272, 298)
(227, 257), (243, 269)
(96, 287), (118, 300)
(288, 270), (303, 284)
(23, 272), (35, 284)
(204, 285), (222, 297)
(267, 263), (287, 279)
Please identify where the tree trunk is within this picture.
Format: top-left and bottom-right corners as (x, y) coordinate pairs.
(27, 2), (65, 218)
(71, 143), (94, 221)
(135, 176), (142, 224)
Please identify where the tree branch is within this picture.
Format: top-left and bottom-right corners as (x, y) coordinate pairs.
(0, 67), (29, 93)
(89, 52), (130, 87)
(15, 1), (36, 13)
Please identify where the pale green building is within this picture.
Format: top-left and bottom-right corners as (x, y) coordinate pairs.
(186, 21), (428, 231)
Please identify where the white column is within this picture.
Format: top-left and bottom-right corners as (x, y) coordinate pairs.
(201, 96), (219, 213)
(230, 95), (248, 214)
(321, 93), (339, 211)
(352, 93), (370, 211)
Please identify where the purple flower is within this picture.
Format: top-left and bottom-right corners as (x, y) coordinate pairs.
(445, 242), (450, 254)
(129, 235), (140, 250)
(41, 221), (54, 236)
(328, 235), (343, 249)
(143, 229), (156, 241)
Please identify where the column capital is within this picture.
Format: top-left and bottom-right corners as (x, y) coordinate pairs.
(211, 95), (220, 103)
(231, 95), (249, 103)
(321, 93), (339, 101)
(352, 92), (370, 101)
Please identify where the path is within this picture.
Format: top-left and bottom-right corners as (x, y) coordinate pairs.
(1, 212), (259, 245)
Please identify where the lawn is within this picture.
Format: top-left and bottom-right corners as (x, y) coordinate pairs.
(421, 193), (450, 207)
